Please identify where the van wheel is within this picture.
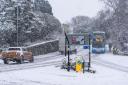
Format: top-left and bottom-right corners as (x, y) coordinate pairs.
(3, 59), (8, 64)
(18, 56), (24, 64)
(29, 56), (34, 63)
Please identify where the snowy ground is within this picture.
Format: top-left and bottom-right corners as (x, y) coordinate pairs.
(95, 53), (128, 67)
(0, 50), (128, 85)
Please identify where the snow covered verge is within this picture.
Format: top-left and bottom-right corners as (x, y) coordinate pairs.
(0, 52), (128, 85)
(0, 63), (128, 85)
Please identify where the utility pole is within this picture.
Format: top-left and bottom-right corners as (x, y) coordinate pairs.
(16, 1), (19, 47)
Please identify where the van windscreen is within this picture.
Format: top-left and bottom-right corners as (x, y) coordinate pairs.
(8, 48), (20, 51)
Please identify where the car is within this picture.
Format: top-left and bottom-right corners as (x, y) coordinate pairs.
(1, 47), (34, 64)
(122, 50), (128, 56)
(83, 45), (89, 49)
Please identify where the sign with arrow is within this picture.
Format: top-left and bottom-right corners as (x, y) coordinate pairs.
(67, 34), (88, 45)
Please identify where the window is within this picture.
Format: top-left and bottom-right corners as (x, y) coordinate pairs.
(22, 48), (27, 51)
(8, 48), (21, 51)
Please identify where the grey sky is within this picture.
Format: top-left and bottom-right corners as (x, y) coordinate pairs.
(48, 0), (104, 23)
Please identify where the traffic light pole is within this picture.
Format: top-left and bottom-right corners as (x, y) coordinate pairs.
(65, 37), (67, 56)
(67, 44), (70, 71)
(87, 34), (96, 73)
(88, 35), (91, 71)
(64, 32), (70, 72)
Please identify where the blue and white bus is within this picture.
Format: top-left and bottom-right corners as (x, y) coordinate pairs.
(92, 31), (106, 53)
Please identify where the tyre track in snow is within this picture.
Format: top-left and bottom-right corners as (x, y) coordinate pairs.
(92, 58), (128, 73)
(0, 49), (93, 73)
(34, 53), (63, 63)
(0, 60), (62, 73)
(0, 48), (86, 73)
(83, 52), (128, 73)
(0, 54), (62, 73)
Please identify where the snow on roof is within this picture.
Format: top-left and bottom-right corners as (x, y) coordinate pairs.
(9, 47), (23, 48)
(93, 31), (105, 34)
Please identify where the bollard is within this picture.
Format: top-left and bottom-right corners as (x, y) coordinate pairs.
(75, 60), (82, 72)
(83, 62), (85, 73)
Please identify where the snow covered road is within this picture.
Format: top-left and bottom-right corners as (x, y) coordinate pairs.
(0, 50), (128, 85)
(0, 52), (63, 73)
(92, 53), (128, 73)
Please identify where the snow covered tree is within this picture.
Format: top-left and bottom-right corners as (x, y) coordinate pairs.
(33, 0), (53, 15)
(0, 0), (62, 46)
(71, 16), (92, 33)
(99, 0), (128, 50)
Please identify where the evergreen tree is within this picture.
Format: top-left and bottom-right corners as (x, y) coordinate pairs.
(0, 0), (61, 46)
(34, 0), (53, 15)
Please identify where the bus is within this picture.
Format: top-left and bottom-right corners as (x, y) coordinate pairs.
(92, 31), (106, 53)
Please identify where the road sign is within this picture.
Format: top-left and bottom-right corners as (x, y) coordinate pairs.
(67, 34), (87, 45)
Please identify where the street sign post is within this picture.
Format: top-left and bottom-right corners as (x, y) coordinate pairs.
(64, 33), (95, 73)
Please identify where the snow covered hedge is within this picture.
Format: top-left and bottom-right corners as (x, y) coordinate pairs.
(26, 40), (59, 56)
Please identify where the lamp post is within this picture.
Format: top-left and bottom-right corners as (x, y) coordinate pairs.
(16, 1), (20, 47)
(16, 6), (18, 47)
